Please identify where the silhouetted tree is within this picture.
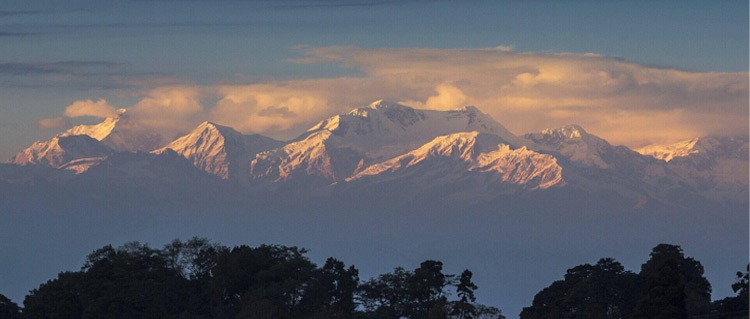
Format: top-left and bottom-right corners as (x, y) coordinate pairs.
(451, 270), (478, 319)
(0, 293), (21, 319)
(635, 258), (687, 318)
(711, 264), (749, 319)
(408, 260), (451, 319)
(23, 243), (194, 319)
(359, 267), (412, 318)
(301, 258), (359, 318)
(77, 242), (193, 319)
(520, 258), (642, 319)
(208, 244), (316, 319)
(22, 272), (84, 319)
(635, 244), (711, 318)
(162, 237), (222, 280)
(18, 238), (505, 319)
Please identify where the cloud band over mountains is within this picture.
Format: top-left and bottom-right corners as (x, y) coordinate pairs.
(41, 46), (748, 147)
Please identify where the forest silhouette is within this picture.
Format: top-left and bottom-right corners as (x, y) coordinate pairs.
(1, 239), (747, 319)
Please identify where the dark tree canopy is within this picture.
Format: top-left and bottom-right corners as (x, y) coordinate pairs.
(634, 258), (688, 318)
(17, 238), (504, 319)
(300, 257), (359, 318)
(358, 261), (504, 319)
(521, 244), (714, 319)
(408, 260), (451, 318)
(636, 244), (712, 317)
(23, 243), (194, 319)
(711, 264), (749, 319)
(520, 258), (642, 319)
(0, 293), (20, 319)
(451, 270), (479, 319)
(14, 240), (730, 319)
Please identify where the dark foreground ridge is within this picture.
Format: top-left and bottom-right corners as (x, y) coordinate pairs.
(1, 240), (747, 319)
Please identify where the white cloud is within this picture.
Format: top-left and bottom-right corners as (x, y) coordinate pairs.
(126, 87), (207, 137)
(64, 99), (118, 118)
(400, 83), (467, 111)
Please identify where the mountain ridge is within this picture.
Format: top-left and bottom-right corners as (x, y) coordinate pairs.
(6, 100), (747, 205)
(154, 121), (283, 180)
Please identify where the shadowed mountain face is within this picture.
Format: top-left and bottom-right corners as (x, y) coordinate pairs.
(2, 100), (747, 317)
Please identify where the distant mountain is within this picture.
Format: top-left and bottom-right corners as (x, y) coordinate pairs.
(249, 100), (531, 187)
(154, 121), (282, 180)
(62, 109), (165, 152)
(637, 138), (704, 162)
(10, 109), (165, 173)
(637, 136), (748, 164)
(637, 137), (749, 201)
(347, 131), (563, 197)
(524, 125), (659, 170)
(10, 135), (112, 169)
(523, 125), (680, 200)
(4, 100), (747, 207)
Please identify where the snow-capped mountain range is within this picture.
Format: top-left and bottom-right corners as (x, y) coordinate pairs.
(5, 100), (748, 205)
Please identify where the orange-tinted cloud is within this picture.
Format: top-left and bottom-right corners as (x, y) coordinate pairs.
(48, 47), (749, 147)
(127, 86), (207, 137)
(64, 99), (118, 118)
(287, 46), (748, 147)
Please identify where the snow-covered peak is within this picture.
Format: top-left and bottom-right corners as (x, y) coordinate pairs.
(347, 131), (504, 178)
(636, 138), (700, 162)
(308, 100), (425, 135)
(539, 124), (589, 140)
(304, 100), (528, 157)
(393, 131), (504, 163)
(63, 116), (119, 142)
(157, 121), (281, 179)
(636, 136), (748, 162)
(62, 108), (130, 140)
(9, 115), (124, 170)
(354, 132), (498, 172)
(58, 110), (164, 152)
(366, 99), (406, 110)
(158, 121), (241, 153)
(251, 101), (533, 185)
(196, 121), (244, 140)
(10, 135), (112, 168)
(636, 136), (749, 200)
(348, 131), (564, 191)
(525, 124), (612, 168)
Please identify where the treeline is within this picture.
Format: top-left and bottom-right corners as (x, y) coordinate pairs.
(0, 241), (747, 319)
(521, 244), (749, 319)
(0, 238), (504, 319)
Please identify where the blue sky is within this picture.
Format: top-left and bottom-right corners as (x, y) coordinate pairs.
(0, 0), (748, 159)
